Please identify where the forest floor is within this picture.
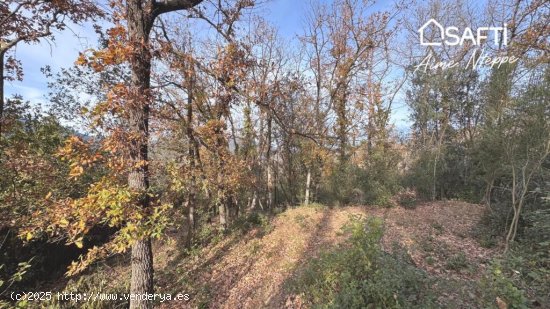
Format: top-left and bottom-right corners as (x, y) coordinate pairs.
(145, 200), (499, 309)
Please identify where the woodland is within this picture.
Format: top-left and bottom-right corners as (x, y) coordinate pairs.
(0, 0), (549, 308)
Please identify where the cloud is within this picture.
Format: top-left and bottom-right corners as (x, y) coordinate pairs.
(5, 83), (48, 113)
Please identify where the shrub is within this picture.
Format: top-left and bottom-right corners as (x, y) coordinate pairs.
(360, 145), (402, 207)
(403, 144), (484, 202)
(397, 189), (419, 209)
(231, 212), (271, 235)
(483, 249), (550, 308)
(292, 216), (433, 308)
(402, 149), (436, 200)
(475, 193), (549, 307)
(319, 163), (361, 206)
(480, 260), (529, 309)
(445, 253), (469, 271)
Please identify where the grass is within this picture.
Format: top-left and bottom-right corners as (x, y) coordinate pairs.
(294, 214), (312, 229)
(425, 256), (435, 265)
(431, 222), (444, 235)
(445, 253), (470, 271)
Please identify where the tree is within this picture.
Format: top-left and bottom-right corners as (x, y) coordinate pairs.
(304, 0), (393, 162)
(406, 67), (481, 200)
(91, 1), (204, 308)
(497, 68), (549, 251)
(21, 1), (204, 308)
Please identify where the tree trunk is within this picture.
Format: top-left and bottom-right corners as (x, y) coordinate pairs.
(126, 1), (154, 308)
(336, 99), (347, 162)
(504, 165), (518, 253)
(432, 125), (447, 201)
(266, 116), (273, 208)
(304, 168), (311, 205)
(483, 176), (495, 209)
(219, 199), (227, 231)
(504, 159), (546, 252)
(432, 151), (438, 201)
(130, 239), (154, 308)
(267, 165), (273, 208)
(0, 50), (4, 139)
(123, 1), (203, 306)
(249, 191), (258, 211)
(185, 199), (195, 248)
(186, 66), (196, 248)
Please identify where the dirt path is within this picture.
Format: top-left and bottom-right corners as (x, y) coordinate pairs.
(158, 201), (497, 309)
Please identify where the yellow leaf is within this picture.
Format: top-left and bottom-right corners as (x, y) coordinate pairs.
(496, 297), (508, 309)
(69, 165), (84, 178)
(26, 232), (33, 241)
(74, 238), (83, 249)
(59, 218), (69, 228)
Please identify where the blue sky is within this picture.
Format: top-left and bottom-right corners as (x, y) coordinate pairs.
(5, 0), (312, 100)
(4, 0), (411, 130)
(5, 19), (99, 102)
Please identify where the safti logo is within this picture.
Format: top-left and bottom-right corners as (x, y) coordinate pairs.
(418, 19), (508, 46)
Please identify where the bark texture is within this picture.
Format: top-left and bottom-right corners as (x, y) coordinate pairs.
(130, 239), (154, 309)
(305, 168), (311, 205)
(0, 51), (4, 139)
(126, 1), (154, 308)
(186, 71), (196, 248)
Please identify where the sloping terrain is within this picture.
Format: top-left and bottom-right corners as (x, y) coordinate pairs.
(155, 201), (497, 308)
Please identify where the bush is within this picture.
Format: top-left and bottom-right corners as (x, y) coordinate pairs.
(480, 260), (529, 309)
(231, 212), (271, 235)
(472, 206), (505, 248)
(292, 216), (433, 308)
(403, 144), (484, 202)
(445, 253), (469, 271)
(318, 142), (402, 207)
(397, 189), (419, 209)
(475, 188), (549, 307)
(402, 149), (435, 200)
(360, 145), (402, 207)
(319, 163), (361, 206)
(362, 182), (394, 207)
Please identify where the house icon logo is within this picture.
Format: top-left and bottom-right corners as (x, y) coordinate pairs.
(418, 19), (444, 46)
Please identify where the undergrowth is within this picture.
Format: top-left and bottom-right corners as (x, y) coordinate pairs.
(291, 216), (434, 308)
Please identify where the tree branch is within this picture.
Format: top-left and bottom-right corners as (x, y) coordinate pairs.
(153, 0), (204, 17)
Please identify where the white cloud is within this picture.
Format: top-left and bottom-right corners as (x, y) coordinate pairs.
(6, 83), (45, 102)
